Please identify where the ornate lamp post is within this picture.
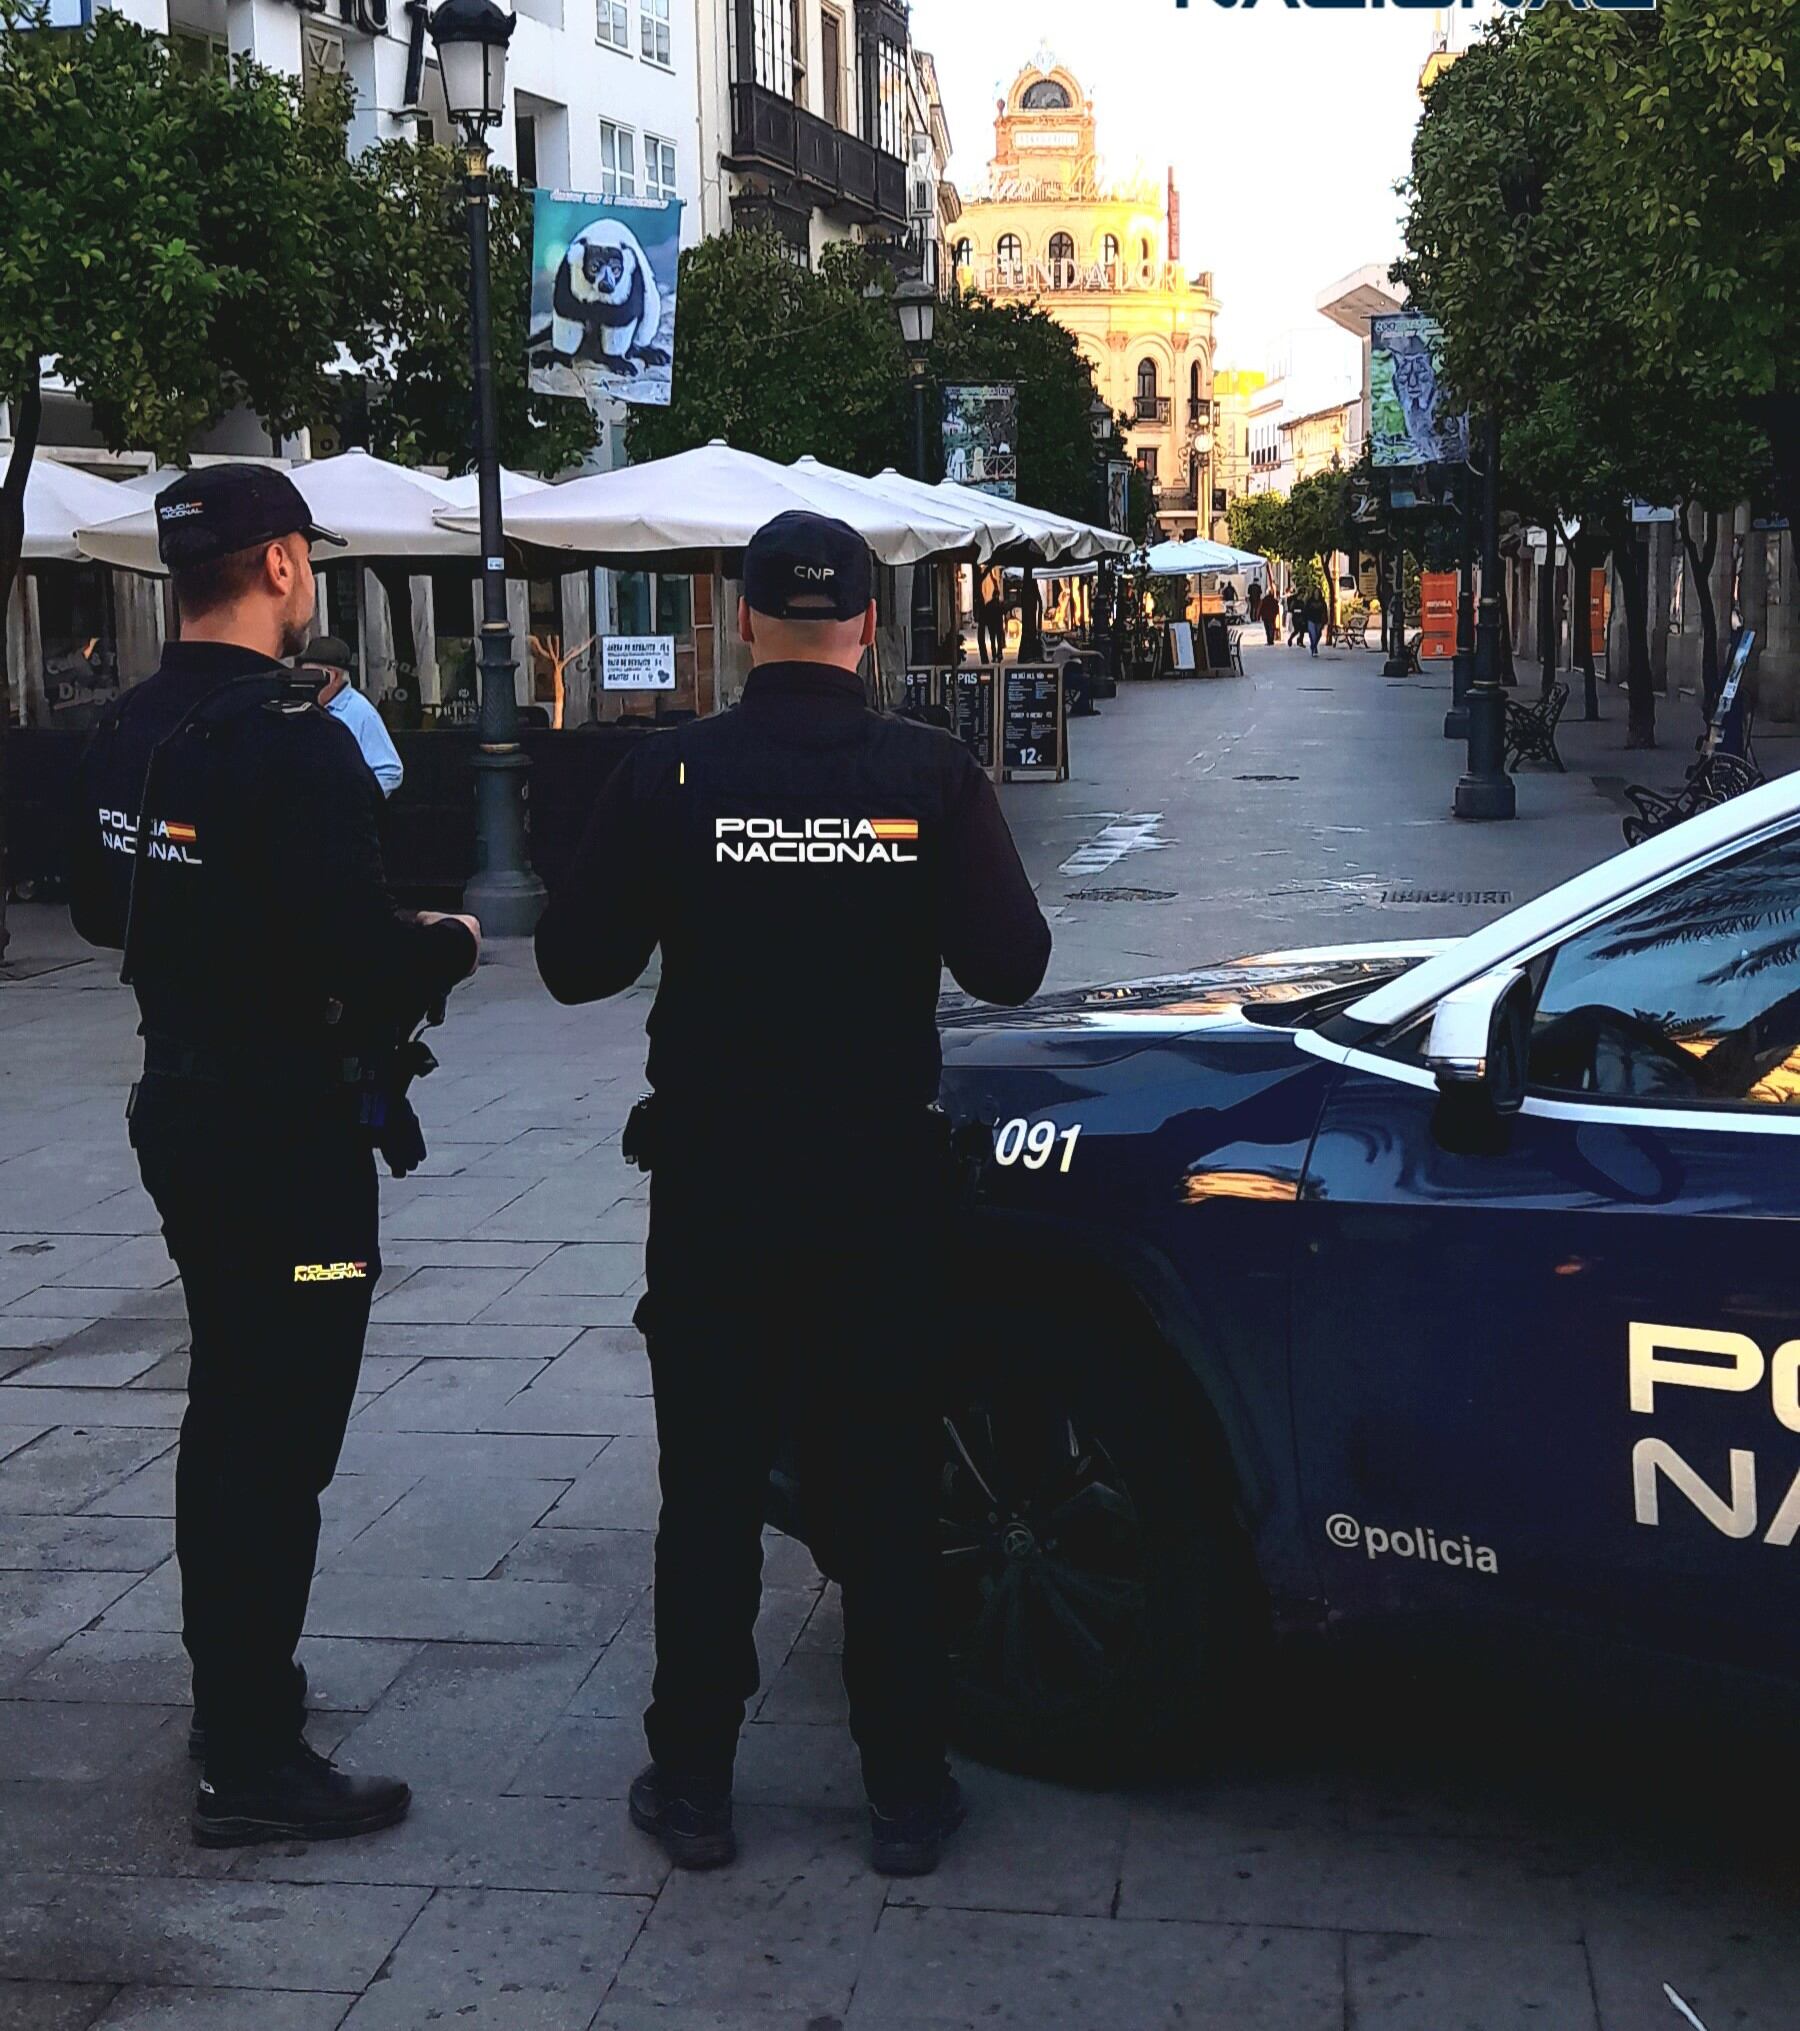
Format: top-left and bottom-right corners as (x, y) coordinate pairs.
(894, 278), (938, 664)
(429, 0), (545, 934)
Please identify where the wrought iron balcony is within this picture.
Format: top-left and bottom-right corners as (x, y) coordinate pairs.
(725, 82), (908, 230)
(1134, 395), (1172, 426)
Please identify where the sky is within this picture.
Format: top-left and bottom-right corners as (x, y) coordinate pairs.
(905, 0), (1476, 378)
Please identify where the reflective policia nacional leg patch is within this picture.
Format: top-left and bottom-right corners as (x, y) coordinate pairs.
(714, 818), (921, 865)
(292, 1261), (370, 1285)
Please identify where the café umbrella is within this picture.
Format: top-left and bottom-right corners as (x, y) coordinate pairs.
(17, 457), (142, 563)
(435, 441), (981, 569)
(74, 449), (491, 575)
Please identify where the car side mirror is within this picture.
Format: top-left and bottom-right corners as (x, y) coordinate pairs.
(1426, 967), (1532, 1152)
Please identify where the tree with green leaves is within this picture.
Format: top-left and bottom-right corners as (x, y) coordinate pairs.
(0, 6), (381, 947)
(1397, 3), (1793, 746)
(355, 141), (598, 477)
(625, 232), (908, 474)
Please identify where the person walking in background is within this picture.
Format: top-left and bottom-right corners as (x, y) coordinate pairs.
(1258, 587), (1279, 646)
(1305, 590), (1327, 657)
(1287, 591), (1307, 646)
(976, 574), (1007, 664)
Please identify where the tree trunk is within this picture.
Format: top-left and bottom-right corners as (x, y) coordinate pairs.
(1679, 504), (1721, 720)
(0, 360), (43, 963)
(1607, 508), (1656, 747)
(1563, 520), (1599, 720)
(1536, 534), (1557, 699)
(1319, 556), (1336, 628)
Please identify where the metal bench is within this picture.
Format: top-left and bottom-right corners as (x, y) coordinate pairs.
(1505, 683), (1569, 771)
(1622, 748), (1762, 845)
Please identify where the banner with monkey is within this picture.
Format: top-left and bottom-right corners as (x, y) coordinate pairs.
(527, 193), (683, 413)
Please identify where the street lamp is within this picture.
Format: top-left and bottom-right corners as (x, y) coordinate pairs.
(895, 278), (938, 663)
(429, 0), (545, 935)
(1454, 413), (1517, 820)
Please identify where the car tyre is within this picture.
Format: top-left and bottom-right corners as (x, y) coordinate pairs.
(938, 1299), (1264, 1777)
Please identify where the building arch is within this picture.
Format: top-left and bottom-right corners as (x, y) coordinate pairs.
(1048, 230), (1075, 269)
(1099, 232), (1120, 266)
(996, 231), (1024, 273)
(1136, 357), (1161, 402)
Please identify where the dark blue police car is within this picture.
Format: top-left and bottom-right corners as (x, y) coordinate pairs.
(915, 772), (1800, 1764)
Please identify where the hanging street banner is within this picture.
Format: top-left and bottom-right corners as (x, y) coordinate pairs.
(1368, 313), (1469, 469)
(528, 193), (682, 413)
(942, 385), (1019, 499)
(1107, 460), (1132, 535)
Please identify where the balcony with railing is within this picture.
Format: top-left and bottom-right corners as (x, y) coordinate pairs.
(1134, 395), (1172, 426)
(725, 81), (908, 229)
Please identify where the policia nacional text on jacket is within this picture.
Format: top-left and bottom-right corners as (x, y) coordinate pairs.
(536, 510), (1051, 1876)
(69, 463), (480, 1849)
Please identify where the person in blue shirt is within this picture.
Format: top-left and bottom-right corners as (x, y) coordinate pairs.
(303, 637), (404, 797)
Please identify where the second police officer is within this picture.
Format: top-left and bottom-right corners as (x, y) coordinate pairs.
(69, 465), (482, 1848)
(536, 512), (1052, 1876)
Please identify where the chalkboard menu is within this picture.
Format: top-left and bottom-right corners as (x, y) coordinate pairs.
(1002, 665), (1066, 783)
(949, 667), (998, 774)
(901, 667), (940, 716)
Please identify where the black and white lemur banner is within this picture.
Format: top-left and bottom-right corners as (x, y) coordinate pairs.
(527, 193), (682, 413)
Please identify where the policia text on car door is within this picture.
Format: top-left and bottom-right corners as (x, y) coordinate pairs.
(69, 464), (481, 1850)
(536, 511), (1051, 1878)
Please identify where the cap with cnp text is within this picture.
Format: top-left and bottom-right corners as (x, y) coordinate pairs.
(743, 511), (873, 622)
(154, 464), (345, 572)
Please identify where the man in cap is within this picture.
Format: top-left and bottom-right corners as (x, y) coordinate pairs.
(69, 464), (482, 1846)
(536, 511), (1051, 1876)
(302, 636), (405, 797)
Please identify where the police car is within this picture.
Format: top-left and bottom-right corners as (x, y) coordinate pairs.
(919, 766), (1800, 1766)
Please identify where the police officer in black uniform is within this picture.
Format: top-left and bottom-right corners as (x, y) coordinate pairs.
(69, 465), (481, 1846)
(536, 512), (1051, 1876)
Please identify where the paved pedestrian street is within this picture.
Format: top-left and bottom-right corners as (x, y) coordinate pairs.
(1, 646), (1795, 2030)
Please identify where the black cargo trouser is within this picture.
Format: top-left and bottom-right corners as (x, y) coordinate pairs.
(129, 1072), (378, 1769)
(639, 1119), (950, 1808)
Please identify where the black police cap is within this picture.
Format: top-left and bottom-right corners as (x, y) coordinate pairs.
(154, 463), (345, 571)
(743, 511), (873, 622)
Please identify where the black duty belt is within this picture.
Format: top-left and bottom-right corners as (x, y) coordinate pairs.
(141, 1035), (376, 1091)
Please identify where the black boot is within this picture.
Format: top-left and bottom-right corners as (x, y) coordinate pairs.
(191, 1740), (410, 1848)
(189, 1662), (310, 1763)
(628, 1763), (736, 1870)
(869, 1775), (967, 1877)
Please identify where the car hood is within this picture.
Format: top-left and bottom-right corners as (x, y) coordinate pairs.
(941, 939), (1454, 1067)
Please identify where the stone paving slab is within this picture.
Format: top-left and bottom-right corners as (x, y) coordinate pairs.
(845, 1904), (1347, 2030)
(335, 1887), (650, 2031)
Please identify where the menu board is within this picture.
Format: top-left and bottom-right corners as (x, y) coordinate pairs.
(1002, 666), (1066, 783)
(901, 667), (939, 716)
(949, 667), (998, 773)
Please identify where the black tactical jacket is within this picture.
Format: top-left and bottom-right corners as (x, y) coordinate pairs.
(70, 641), (475, 1078)
(535, 661), (1052, 1118)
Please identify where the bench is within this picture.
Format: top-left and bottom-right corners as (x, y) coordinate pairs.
(1622, 747), (1763, 845)
(1505, 683), (1569, 772)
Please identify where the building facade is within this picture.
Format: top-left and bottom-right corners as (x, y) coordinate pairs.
(694, 0), (928, 271)
(949, 55), (1219, 540)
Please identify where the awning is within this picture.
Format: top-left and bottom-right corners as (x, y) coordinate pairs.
(865, 469), (1128, 566)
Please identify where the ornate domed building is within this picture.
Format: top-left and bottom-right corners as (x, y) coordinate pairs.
(951, 53), (1220, 539)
